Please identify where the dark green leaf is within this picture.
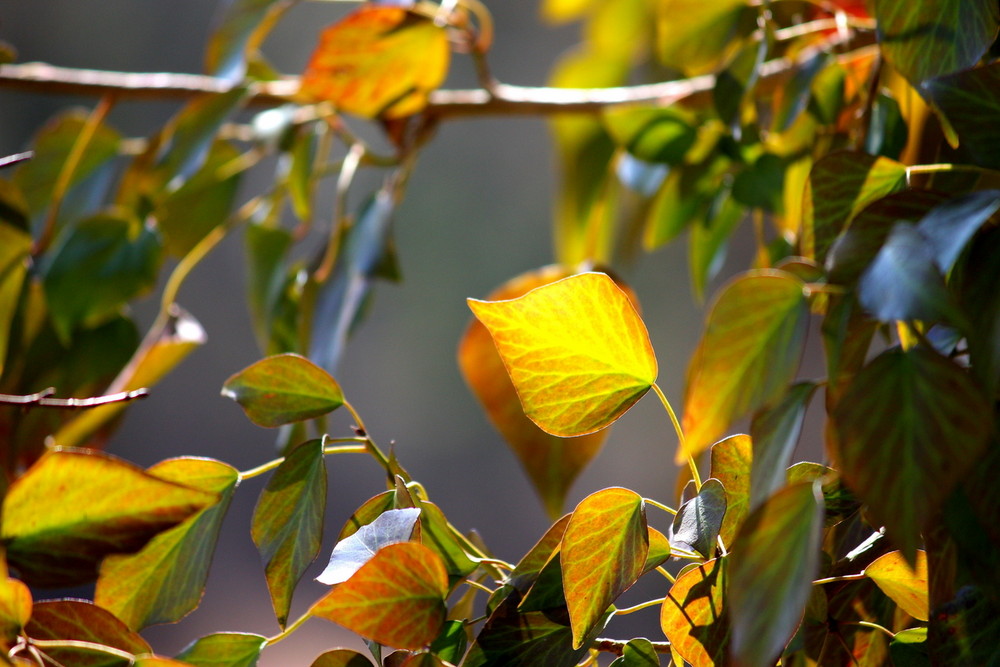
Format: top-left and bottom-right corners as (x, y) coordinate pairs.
(245, 220), (297, 354)
(316, 507), (420, 585)
(732, 153), (786, 212)
(955, 227), (1000, 393)
(222, 353), (344, 427)
(174, 633), (267, 667)
(609, 638), (659, 667)
(829, 346), (992, 562)
(785, 462), (860, 528)
(714, 38), (766, 131)
(729, 482), (824, 667)
(889, 628), (929, 667)
(154, 88), (249, 184)
(95, 458), (239, 629)
(309, 650), (374, 667)
(205, 0), (289, 80)
(252, 438), (326, 626)
(709, 435), (751, 546)
(669, 478), (726, 558)
(749, 382), (817, 511)
(603, 107), (697, 165)
(874, 0), (999, 84)
(772, 52), (831, 132)
(923, 62), (1000, 169)
(417, 500), (478, 581)
(24, 599), (151, 667)
(865, 91), (909, 159)
(506, 514), (570, 594)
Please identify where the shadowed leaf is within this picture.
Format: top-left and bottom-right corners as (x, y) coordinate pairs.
(916, 190), (1000, 272)
(889, 627), (929, 667)
(923, 62), (1000, 169)
(748, 383), (817, 511)
(660, 558), (730, 667)
(312, 542), (448, 650)
(310, 649), (374, 667)
(468, 272), (657, 437)
(174, 632), (267, 667)
(864, 550), (929, 621)
(710, 435), (751, 546)
(24, 599), (151, 667)
(669, 478), (726, 558)
(0, 222), (31, 378)
(222, 353), (344, 427)
(317, 508), (420, 585)
(609, 637), (660, 666)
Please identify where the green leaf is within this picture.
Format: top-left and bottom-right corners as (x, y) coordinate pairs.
(865, 91), (909, 159)
(43, 214), (162, 342)
(802, 151), (907, 264)
(829, 346), (992, 562)
(252, 438), (326, 627)
(864, 550), (929, 621)
(873, 0), (999, 85)
(655, 0), (756, 76)
(95, 458), (239, 630)
(609, 638), (660, 667)
(660, 558), (729, 667)
(2, 449), (217, 587)
(681, 270), (808, 462)
(24, 599), (151, 667)
(154, 88), (249, 185)
(603, 106), (697, 165)
(561, 488), (648, 648)
(469, 272), (657, 437)
(748, 382), (817, 511)
(205, 0), (288, 79)
(309, 650), (374, 667)
(430, 620), (468, 665)
(245, 221), (294, 353)
(416, 500), (478, 582)
(669, 478), (726, 558)
(956, 227), (1000, 394)
(174, 633), (267, 667)
(889, 627), (929, 667)
(507, 514), (571, 594)
(0, 222), (31, 377)
(728, 481), (824, 667)
(312, 542), (448, 650)
(222, 353), (344, 427)
(710, 435), (751, 546)
(732, 153), (787, 212)
(714, 38), (767, 130)
(785, 462), (860, 528)
(317, 508), (420, 585)
(922, 62), (1000, 169)
(689, 191), (743, 301)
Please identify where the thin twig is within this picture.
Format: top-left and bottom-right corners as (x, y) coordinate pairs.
(592, 637), (673, 655)
(0, 387), (148, 409)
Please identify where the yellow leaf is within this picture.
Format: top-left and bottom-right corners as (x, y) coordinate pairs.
(468, 272), (657, 437)
(864, 549), (929, 621)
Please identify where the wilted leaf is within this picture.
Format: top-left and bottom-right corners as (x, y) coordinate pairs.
(0, 222), (31, 377)
(681, 270), (808, 462)
(222, 353), (344, 427)
(310, 649), (374, 667)
(300, 7), (450, 118)
(864, 550), (929, 621)
(312, 542), (448, 650)
(95, 458), (239, 630)
(468, 272), (657, 437)
(669, 478), (726, 558)
(874, 0), (999, 85)
(710, 436), (751, 546)
(728, 482), (824, 667)
(252, 439), (326, 626)
(459, 265), (616, 518)
(829, 346), (992, 562)
(561, 488), (648, 648)
(748, 383), (817, 511)
(317, 507), (420, 585)
(922, 62), (1000, 169)
(174, 632), (267, 667)
(660, 558), (730, 667)
(2, 449), (217, 587)
(24, 599), (151, 667)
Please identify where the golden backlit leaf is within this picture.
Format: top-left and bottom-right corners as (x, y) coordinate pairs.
(865, 549), (929, 621)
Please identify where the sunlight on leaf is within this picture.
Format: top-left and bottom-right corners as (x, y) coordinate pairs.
(660, 558), (729, 667)
(222, 353), (344, 427)
(610, 637), (660, 667)
(174, 632), (267, 667)
(864, 550), (929, 621)
(0, 563), (31, 644)
(468, 272), (657, 437)
(299, 7), (450, 119)
(710, 435), (751, 546)
(317, 507), (421, 585)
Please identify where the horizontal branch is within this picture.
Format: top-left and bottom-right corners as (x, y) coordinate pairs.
(0, 387), (148, 409)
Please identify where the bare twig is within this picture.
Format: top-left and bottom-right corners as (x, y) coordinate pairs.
(593, 637), (673, 655)
(0, 151), (33, 169)
(0, 387), (148, 409)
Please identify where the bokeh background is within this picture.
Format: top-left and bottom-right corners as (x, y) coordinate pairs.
(0, 1), (756, 663)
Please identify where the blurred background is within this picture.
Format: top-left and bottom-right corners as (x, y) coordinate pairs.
(0, 1), (742, 663)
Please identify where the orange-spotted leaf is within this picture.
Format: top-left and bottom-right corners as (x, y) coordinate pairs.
(460, 265), (631, 518)
(710, 435), (752, 546)
(660, 558), (730, 667)
(468, 272), (657, 437)
(222, 353), (344, 428)
(312, 542), (448, 650)
(561, 487), (648, 648)
(299, 7), (450, 119)
(864, 550), (929, 621)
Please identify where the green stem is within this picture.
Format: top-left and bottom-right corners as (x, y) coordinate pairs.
(651, 382), (701, 490)
(265, 608), (313, 646)
(614, 597), (667, 615)
(656, 566), (676, 584)
(239, 441), (367, 480)
(643, 497), (678, 516)
(813, 572), (866, 585)
(851, 620), (896, 639)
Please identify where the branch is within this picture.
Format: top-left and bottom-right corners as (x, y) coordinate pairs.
(593, 637), (673, 655)
(0, 32), (872, 119)
(0, 387), (148, 409)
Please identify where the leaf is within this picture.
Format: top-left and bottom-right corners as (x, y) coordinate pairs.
(317, 508), (420, 586)
(416, 500), (478, 581)
(669, 478), (727, 558)
(956, 227), (1000, 394)
(689, 191), (743, 301)
(660, 558), (730, 667)
(748, 382), (817, 511)
(561, 488), (648, 648)
(0, 222), (31, 377)
(459, 265), (616, 518)
(609, 638), (660, 667)
(468, 272), (657, 437)
(643, 527), (672, 574)
(889, 628), (929, 667)
(299, 7), (450, 119)
(0, 565), (31, 644)
(873, 0), (999, 85)
(916, 190), (1000, 273)
(681, 270), (809, 462)
(312, 542), (448, 650)
(429, 620), (468, 666)
(205, 0), (288, 80)
(828, 346), (992, 562)
(785, 462), (860, 528)
(2, 449), (217, 587)
(43, 214), (162, 343)
(603, 106), (697, 165)
(507, 514), (571, 594)
(245, 221), (294, 352)
(222, 353), (344, 427)
(24, 599), (151, 667)
(95, 458), (239, 630)
(728, 481), (824, 667)
(655, 0), (756, 76)
(922, 62), (1000, 169)
(309, 650), (374, 667)
(864, 550), (929, 621)
(174, 633), (267, 667)
(801, 151), (907, 264)
(252, 439), (326, 626)
(710, 436), (751, 546)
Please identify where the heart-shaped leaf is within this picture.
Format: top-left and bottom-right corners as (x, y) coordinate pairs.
(174, 632), (267, 667)
(468, 272), (657, 437)
(864, 550), (929, 621)
(312, 542), (448, 650)
(300, 6), (450, 119)
(660, 558), (730, 667)
(317, 508), (421, 585)
(669, 478), (727, 559)
(222, 353), (344, 427)
(561, 488), (648, 648)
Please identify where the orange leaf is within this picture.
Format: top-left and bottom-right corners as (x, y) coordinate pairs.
(660, 558), (730, 667)
(299, 7), (450, 119)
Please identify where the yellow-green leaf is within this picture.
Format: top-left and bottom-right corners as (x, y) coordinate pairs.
(174, 632), (267, 667)
(0, 561), (31, 644)
(710, 435), (752, 546)
(312, 542), (448, 650)
(660, 558), (730, 667)
(0, 222), (30, 378)
(24, 599), (151, 667)
(864, 550), (929, 621)
(561, 488), (648, 648)
(222, 353), (344, 428)
(681, 270), (808, 463)
(299, 7), (450, 119)
(468, 272), (657, 437)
